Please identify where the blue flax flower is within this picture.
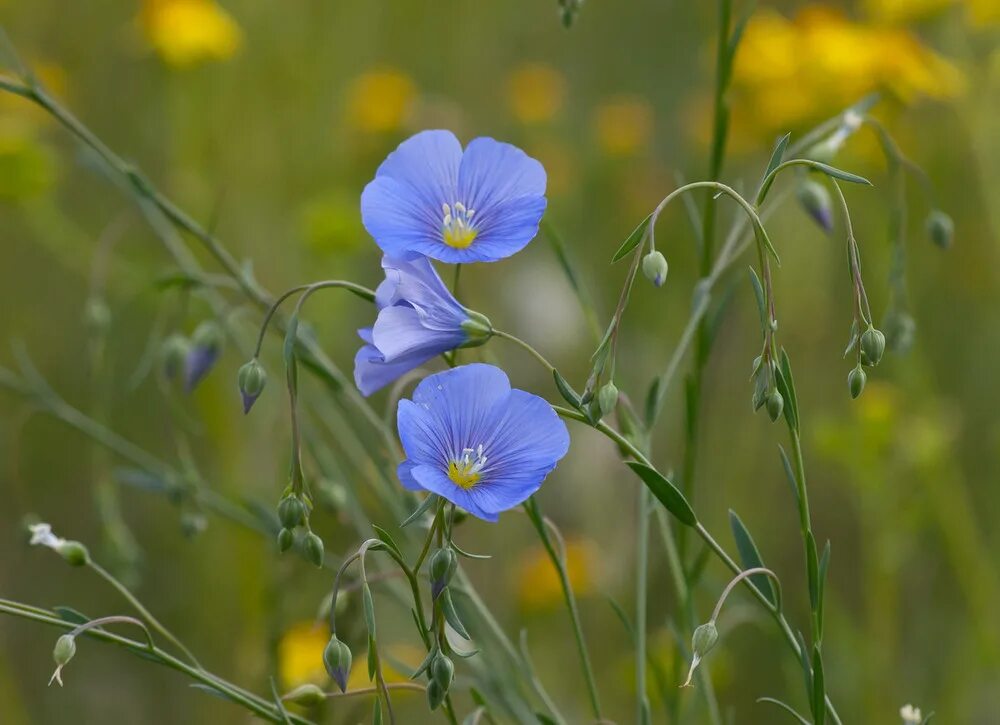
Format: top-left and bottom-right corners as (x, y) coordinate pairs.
(361, 130), (547, 263)
(396, 364), (570, 521)
(354, 255), (491, 396)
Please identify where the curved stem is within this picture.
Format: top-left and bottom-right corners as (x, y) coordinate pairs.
(492, 330), (556, 372)
(709, 567), (783, 623)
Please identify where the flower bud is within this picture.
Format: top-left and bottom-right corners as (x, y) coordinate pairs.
(277, 527), (295, 553)
(597, 381), (619, 417)
(430, 653), (454, 691)
(237, 359), (267, 414)
(180, 512), (207, 539)
(50, 634), (76, 686)
(283, 682), (326, 707)
(459, 311), (494, 348)
(184, 321), (223, 392)
(860, 327), (885, 367)
(681, 621), (719, 688)
(323, 636), (352, 693)
(848, 365), (866, 400)
(797, 179), (833, 233)
(766, 389), (784, 422)
(429, 548), (457, 600)
(426, 679), (446, 711)
(161, 334), (190, 380)
(59, 540), (89, 567)
(641, 251), (669, 287)
(277, 495), (305, 529)
(304, 532), (324, 568)
(925, 210), (953, 250)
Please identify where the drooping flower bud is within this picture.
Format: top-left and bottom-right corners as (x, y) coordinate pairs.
(430, 653), (454, 691)
(161, 333), (190, 380)
(925, 210), (953, 250)
(641, 251), (669, 288)
(860, 327), (885, 367)
(848, 365), (866, 400)
(459, 310), (494, 348)
(283, 683), (326, 707)
(304, 532), (324, 568)
(797, 179), (833, 233)
(426, 679), (446, 711)
(50, 634), (76, 687)
(766, 389), (784, 422)
(237, 359), (267, 414)
(277, 495), (305, 529)
(597, 381), (619, 417)
(428, 548), (457, 600)
(184, 321), (223, 392)
(681, 621), (719, 688)
(277, 527), (295, 553)
(323, 635), (352, 693)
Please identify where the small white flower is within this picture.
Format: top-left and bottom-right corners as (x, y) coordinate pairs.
(900, 704), (923, 724)
(29, 523), (66, 551)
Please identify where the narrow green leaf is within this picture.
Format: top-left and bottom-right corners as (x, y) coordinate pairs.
(778, 349), (800, 432)
(450, 539), (492, 560)
(53, 606), (90, 625)
(748, 267), (767, 330)
(754, 222), (781, 265)
(625, 461), (697, 526)
(606, 596), (636, 644)
(409, 646), (436, 680)
(812, 645), (826, 725)
(774, 366), (798, 433)
(817, 540), (831, 640)
(400, 494), (436, 528)
(611, 212), (653, 262)
(756, 697), (812, 725)
(190, 683), (244, 706)
(806, 532), (820, 612)
(552, 369), (582, 409)
(763, 133), (792, 182)
(440, 589), (471, 640)
(367, 634), (377, 681)
(373, 696), (384, 725)
(796, 630), (812, 696)
(643, 376), (661, 429)
(362, 584), (376, 639)
(809, 160), (872, 186)
(778, 445), (798, 505)
(371, 525), (402, 559)
(282, 314), (299, 367)
(728, 511), (777, 607)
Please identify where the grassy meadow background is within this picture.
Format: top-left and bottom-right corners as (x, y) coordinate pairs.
(1, 0), (999, 722)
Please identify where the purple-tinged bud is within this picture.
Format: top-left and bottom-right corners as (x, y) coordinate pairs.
(184, 321), (223, 392)
(161, 334), (190, 380)
(237, 359), (267, 414)
(797, 179), (833, 233)
(428, 548), (457, 600)
(642, 251), (669, 287)
(323, 636), (352, 693)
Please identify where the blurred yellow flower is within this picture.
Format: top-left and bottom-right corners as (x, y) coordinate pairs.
(592, 96), (654, 158)
(865, 0), (1000, 27)
(346, 69), (417, 134)
(724, 6), (964, 144)
(506, 63), (567, 124)
(516, 538), (600, 611)
(278, 621), (328, 690)
(0, 122), (56, 201)
(140, 0), (242, 68)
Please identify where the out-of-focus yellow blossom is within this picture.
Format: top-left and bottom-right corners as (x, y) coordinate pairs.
(516, 538), (600, 611)
(866, 0), (1000, 27)
(0, 123), (56, 201)
(526, 140), (574, 197)
(139, 0), (242, 68)
(592, 95), (654, 158)
(278, 621), (328, 690)
(345, 643), (422, 690)
(721, 7), (964, 146)
(506, 63), (567, 124)
(346, 69), (417, 134)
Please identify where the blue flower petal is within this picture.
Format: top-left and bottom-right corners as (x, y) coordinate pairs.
(396, 461), (423, 491)
(372, 306), (465, 362)
(410, 464), (499, 522)
(379, 257), (467, 329)
(457, 195), (548, 262)
(354, 336), (435, 396)
(458, 137), (546, 215)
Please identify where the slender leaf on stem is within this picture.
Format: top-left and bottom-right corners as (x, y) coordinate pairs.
(552, 369), (582, 409)
(812, 646), (826, 725)
(778, 446), (798, 505)
(757, 697), (813, 725)
(400, 494), (437, 528)
(748, 267), (767, 330)
(625, 462), (697, 526)
(805, 532), (820, 612)
(371, 525), (403, 560)
(439, 589), (471, 640)
(763, 133), (792, 182)
(611, 212), (653, 262)
(728, 511), (778, 607)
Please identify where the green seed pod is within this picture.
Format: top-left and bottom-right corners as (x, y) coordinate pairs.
(304, 532), (325, 568)
(860, 327), (885, 367)
(277, 495), (305, 529)
(282, 683), (326, 707)
(848, 365), (867, 400)
(59, 540), (89, 567)
(459, 310), (494, 347)
(53, 634), (76, 667)
(641, 251), (669, 287)
(797, 179), (833, 233)
(429, 548), (457, 600)
(323, 636), (352, 693)
(426, 679), (446, 711)
(925, 210), (954, 250)
(691, 622), (719, 658)
(597, 381), (619, 417)
(766, 389), (784, 422)
(237, 359), (267, 414)
(430, 653), (454, 691)
(277, 527), (295, 553)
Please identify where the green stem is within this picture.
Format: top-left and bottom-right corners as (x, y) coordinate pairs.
(634, 487), (651, 725)
(492, 330), (556, 372)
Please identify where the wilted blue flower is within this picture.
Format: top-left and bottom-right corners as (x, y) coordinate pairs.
(361, 130), (547, 263)
(354, 255), (491, 396)
(396, 364), (569, 521)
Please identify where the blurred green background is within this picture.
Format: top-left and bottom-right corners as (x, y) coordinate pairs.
(1, 0), (998, 722)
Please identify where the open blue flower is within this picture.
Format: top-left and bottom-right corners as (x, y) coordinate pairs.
(354, 255), (491, 396)
(361, 130), (547, 263)
(396, 364), (570, 522)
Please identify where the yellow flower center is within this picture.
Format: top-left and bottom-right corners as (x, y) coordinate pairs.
(447, 445), (487, 489)
(442, 202), (478, 249)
